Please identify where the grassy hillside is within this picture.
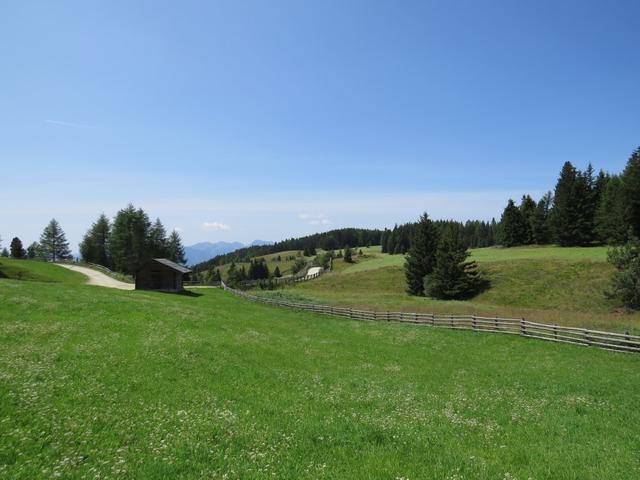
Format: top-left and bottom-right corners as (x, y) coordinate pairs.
(213, 250), (309, 278)
(0, 265), (639, 479)
(264, 245), (640, 333)
(0, 259), (85, 284)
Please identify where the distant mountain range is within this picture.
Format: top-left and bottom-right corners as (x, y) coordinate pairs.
(184, 240), (273, 266)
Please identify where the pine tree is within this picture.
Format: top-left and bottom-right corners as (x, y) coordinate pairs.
(519, 195), (537, 244)
(500, 199), (526, 247)
(10, 237), (26, 259)
(110, 204), (152, 274)
(167, 230), (186, 265)
(531, 192), (553, 244)
(621, 147), (640, 238)
(79, 213), (112, 267)
(595, 175), (627, 244)
(148, 218), (169, 258)
(424, 225), (486, 300)
(551, 161), (596, 246)
(404, 213), (439, 296)
(273, 266), (282, 278)
(26, 242), (39, 259)
(39, 219), (72, 262)
(1, 248), (8, 258)
(380, 229), (390, 253)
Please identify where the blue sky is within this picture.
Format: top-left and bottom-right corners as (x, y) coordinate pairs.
(1, 0), (639, 249)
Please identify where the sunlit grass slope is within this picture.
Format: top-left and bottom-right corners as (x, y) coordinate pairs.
(272, 245), (640, 333)
(0, 264), (639, 478)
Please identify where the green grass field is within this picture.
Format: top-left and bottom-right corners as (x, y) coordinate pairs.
(263, 245), (640, 333)
(214, 250), (308, 279)
(1, 261), (639, 479)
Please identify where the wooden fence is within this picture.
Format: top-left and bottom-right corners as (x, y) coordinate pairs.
(221, 281), (640, 354)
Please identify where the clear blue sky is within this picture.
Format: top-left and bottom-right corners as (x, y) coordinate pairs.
(1, 0), (639, 249)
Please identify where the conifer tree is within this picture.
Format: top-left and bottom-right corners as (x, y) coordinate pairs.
(519, 195), (537, 245)
(148, 218), (169, 258)
(109, 204), (152, 274)
(500, 199), (526, 247)
(424, 225), (486, 300)
(79, 213), (112, 267)
(273, 266), (281, 278)
(1, 248), (8, 258)
(531, 192), (553, 244)
(405, 213), (439, 296)
(167, 230), (186, 265)
(10, 237), (25, 259)
(552, 162), (582, 246)
(39, 219), (72, 261)
(621, 147), (640, 238)
(26, 242), (39, 259)
(595, 175), (627, 244)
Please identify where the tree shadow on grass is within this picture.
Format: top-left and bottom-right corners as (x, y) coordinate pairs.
(155, 289), (203, 298)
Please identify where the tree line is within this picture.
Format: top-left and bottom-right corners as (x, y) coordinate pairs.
(500, 147), (640, 247)
(79, 204), (186, 274)
(1, 219), (73, 261)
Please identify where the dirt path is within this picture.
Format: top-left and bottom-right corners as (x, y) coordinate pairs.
(57, 264), (135, 290)
(306, 266), (322, 277)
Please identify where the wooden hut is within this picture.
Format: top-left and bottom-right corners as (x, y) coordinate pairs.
(135, 258), (191, 292)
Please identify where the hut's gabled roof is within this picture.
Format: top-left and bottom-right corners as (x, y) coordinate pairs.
(152, 258), (192, 274)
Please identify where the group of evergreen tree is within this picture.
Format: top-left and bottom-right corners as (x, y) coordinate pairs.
(405, 213), (486, 299)
(382, 220), (500, 255)
(0, 221), (70, 261)
(79, 204), (186, 274)
(500, 147), (640, 247)
(248, 258), (270, 280)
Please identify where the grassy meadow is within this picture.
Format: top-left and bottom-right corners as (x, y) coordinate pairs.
(0, 260), (639, 479)
(213, 250), (309, 279)
(263, 245), (640, 333)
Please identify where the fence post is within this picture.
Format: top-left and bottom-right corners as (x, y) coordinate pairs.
(431, 313), (435, 326)
(520, 318), (526, 336)
(584, 329), (592, 346)
(494, 317), (498, 330)
(349, 308), (353, 319)
(553, 324), (558, 340)
(450, 315), (453, 328)
(472, 315), (476, 331)
(386, 311), (390, 322)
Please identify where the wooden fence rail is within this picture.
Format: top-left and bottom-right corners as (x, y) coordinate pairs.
(221, 281), (640, 354)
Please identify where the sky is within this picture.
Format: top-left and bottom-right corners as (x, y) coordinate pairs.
(1, 0), (639, 250)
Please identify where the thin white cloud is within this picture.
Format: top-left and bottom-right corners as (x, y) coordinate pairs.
(44, 119), (90, 128)
(173, 227), (183, 232)
(201, 221), (231, 231)
(298, 213), (331, 226)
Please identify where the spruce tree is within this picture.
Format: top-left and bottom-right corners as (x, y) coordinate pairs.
(26, 242), (39, 259)
(595, 175), (627, 244)
(404, 212), (439, 296)
(621, 147), (640, 238)
(39, 219), (72, 262)
(1, 248), (8, 258)
(424, 225), (486, 300)
(148, 218), (169, 258)
(551, 161), (595, 246)
(110, 204), (152, 274)
(167, 230), (186, 265)
(10, 237), (26, 259)
(531, 192), (553, 244)
(519, 195), (537, 244)
(500, 199), (526, 247)
(79, 213), (112, 267)
(273, 266), (282, 278)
